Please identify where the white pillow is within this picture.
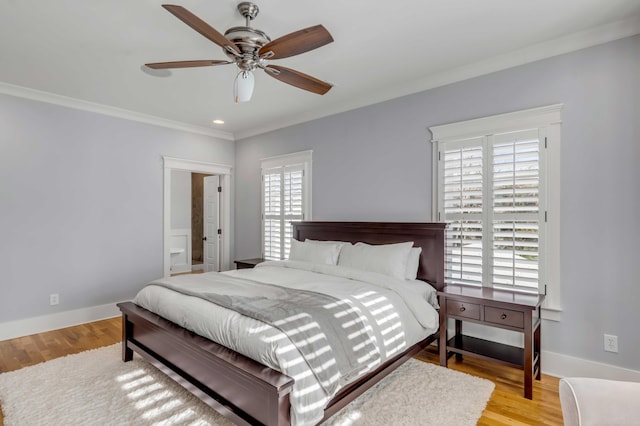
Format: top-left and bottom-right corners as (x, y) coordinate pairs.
(306, 239), (352, 249)
(405, 247), (422, 280)
(288, 239), (343, 265)
(338, 241), (414, 280)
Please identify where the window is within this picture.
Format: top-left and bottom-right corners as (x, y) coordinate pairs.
(261, 151), (312, 260)
(431, 105), (561, 316)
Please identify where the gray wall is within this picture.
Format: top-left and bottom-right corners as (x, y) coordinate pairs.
(0, 94), (234, 322)
(235, 35), (640, 370)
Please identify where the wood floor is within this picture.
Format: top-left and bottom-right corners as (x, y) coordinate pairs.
(0, 318), (563, 425)
(416, 348), (563, 425)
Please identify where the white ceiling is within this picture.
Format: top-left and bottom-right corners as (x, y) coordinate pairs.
(1, 0), (639, 140)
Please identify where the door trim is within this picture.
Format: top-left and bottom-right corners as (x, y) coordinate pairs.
(163, 156), (232, 278)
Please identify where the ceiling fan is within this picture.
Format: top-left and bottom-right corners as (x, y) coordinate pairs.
(145, 3), (334, 103)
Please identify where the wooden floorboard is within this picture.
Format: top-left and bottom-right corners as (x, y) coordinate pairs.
(416, 347), (563, 425)
(0, 318), (563, 425)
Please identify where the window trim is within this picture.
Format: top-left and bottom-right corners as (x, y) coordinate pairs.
(430, 105), (562, 320)
(260, 150), (312, 260)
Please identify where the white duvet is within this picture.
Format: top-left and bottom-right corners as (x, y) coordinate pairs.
(134, 260), (439, 426)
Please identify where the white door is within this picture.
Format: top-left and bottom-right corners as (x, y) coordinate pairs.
(203, 175), (220, 272)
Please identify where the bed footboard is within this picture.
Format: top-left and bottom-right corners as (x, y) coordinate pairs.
(118, 302), (294, 426)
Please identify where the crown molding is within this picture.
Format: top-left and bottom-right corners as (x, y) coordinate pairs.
(235, 15), (640, 140)
(0, 82), (235, 141)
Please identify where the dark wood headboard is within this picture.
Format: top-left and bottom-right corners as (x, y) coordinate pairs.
(292, 222), (446, 291)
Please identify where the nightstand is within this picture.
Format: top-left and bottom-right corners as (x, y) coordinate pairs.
(438, 284), (544, 399)
(234, 258), (264, 269)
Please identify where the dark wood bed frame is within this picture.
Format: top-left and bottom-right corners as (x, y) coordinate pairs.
(118, 222), (446, 425)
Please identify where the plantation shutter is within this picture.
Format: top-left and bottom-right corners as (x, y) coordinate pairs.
(442, 138), (484, 286)
(491, 129), (541, 291)
(263, 168), (282, 260)
(439, 130), (544, 292)
(262, 164), (305, 260)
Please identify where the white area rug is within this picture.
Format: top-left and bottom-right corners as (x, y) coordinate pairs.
(0, 344), (494, 426)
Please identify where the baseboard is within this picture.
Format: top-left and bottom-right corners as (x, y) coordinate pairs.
(192, 264), (204, 271)
(444, 321), (640, 380)
(542, 350), (640, 381)
(0, 303), (122, 342)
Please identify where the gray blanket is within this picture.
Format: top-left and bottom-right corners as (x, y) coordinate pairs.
(151, 277), (381, 395)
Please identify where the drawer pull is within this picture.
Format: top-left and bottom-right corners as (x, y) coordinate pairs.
(459, 306), (466, 312)
(501, 313), (507, 320)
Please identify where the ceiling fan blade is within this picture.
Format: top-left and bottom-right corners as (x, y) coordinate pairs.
(259, 25), (333, 59)
(162, 4), (240, 54)
(265, 65), (332, 95)
(145, 60), (232, 69)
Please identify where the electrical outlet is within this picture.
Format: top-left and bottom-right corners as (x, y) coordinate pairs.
(604, 334), (618, 353)
(49, 293), (59, 306)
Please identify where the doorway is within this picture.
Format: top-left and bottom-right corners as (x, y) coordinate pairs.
(163, 156), (232, 278)
(198, 175), (221, 272)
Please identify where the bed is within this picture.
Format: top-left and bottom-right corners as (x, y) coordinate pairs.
(117, 221), (446, 425)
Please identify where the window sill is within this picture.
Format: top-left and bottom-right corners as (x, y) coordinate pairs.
(541, 306), (562, 322)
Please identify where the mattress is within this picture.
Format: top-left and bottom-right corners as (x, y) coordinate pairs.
(134, 260), (439, 426)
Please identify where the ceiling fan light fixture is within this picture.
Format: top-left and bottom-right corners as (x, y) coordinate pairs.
(234, 70), (255, 103)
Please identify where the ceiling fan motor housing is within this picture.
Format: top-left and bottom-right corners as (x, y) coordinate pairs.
(223, 2), (270, 71)
(224, 26), (270, 69)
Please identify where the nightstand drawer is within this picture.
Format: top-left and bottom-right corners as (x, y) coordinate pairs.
(446, 300), (480, 320)
(484, 306), (524, 328)
(234, 258), (264, 269)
